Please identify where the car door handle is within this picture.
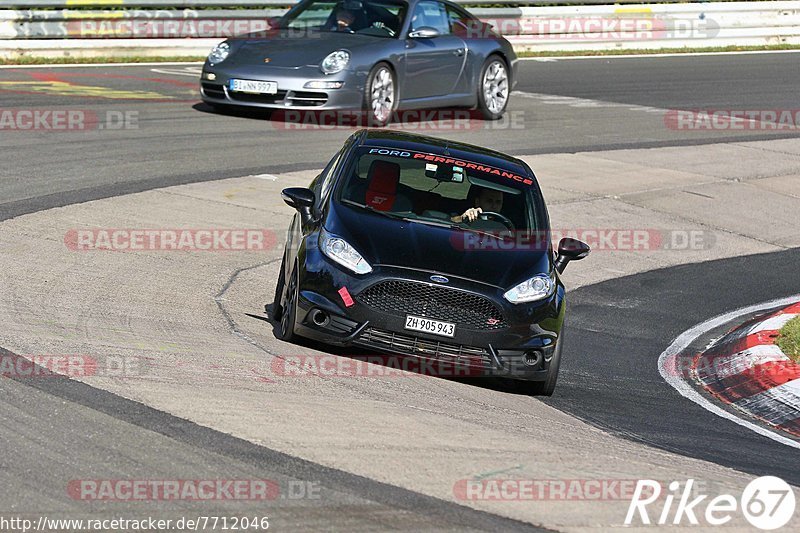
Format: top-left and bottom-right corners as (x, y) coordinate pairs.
(453, 48), (464, 56)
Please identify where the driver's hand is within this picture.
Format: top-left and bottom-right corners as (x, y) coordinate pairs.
(460, 207), (482, 223)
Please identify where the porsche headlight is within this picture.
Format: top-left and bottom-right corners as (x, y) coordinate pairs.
(319, 229), (372, 274)
(208, 41), (230, 65)
(503, 274), (554, 304)
(321, 50), (350, 74)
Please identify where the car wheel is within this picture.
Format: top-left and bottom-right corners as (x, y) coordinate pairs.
(477, 56), (510, 120)
(364, 63), (396, 126)
(528, 330), (563, 397)
(278, 265), (299, 342)
(502, 327), (563, 396)
(272, 255), (286, 321)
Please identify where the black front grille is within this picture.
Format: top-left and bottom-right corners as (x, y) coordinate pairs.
(357, 280), (507, 330)
(228, 90), (288, 104)
(355, 327), (492, 369)
(201, 82), (225, 99)
(285, 91), (327, 107)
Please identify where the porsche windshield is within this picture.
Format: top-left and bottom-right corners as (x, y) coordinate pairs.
(282, 0), (407, 38)
(339, 147), (540, 233)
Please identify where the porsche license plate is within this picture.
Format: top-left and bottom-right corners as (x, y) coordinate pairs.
(404, 315), (456, 338)
(229, 79), (278, 94)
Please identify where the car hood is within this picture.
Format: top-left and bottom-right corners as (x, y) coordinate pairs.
(325, 202), (553, 290)
(228, 31), (380, 68)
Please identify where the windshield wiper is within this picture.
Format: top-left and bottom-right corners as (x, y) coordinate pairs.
(341, 199), (406, 220)
(456, 226), (516, 241)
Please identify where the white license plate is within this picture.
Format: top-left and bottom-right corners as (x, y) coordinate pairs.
(229, 79), (278, 94)
(404, 315), (456, 338)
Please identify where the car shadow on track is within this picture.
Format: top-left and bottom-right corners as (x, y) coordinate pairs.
(193, 102), (490, 130)
(249, 307), (524, 396)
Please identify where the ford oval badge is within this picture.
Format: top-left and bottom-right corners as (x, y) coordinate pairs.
(430, 275), (449, 284)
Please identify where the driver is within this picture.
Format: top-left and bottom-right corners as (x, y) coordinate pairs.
(451, 187), (504, 224)
(336, 8), (356, 31)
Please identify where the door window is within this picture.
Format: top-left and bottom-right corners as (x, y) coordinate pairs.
(409, 1), (450, 35)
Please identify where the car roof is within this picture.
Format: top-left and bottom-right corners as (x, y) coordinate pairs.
(356, 129), (532, 178)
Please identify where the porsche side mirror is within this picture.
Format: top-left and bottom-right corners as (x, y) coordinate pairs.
(267, 16), (282, 29)
(408, 27), (440, 39)
(554, 238), (590, 273)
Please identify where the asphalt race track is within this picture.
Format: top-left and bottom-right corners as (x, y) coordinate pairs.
(2, 53), (800, 530)
(3, 52), (800, 220)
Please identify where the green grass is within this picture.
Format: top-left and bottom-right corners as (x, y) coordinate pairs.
(777, 316), (800, 363)
(517, 44), (800, 57)
(0, 56), (206, 66)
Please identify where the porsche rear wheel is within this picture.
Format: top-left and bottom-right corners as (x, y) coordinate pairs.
(364, 63), (396, 127)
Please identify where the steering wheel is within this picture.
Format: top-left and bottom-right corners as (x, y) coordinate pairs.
(478, 211), (514, 231)
(372, 21), (395, 37)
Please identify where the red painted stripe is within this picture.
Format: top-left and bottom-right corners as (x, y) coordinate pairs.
(776, 418), (800, 438)
(779, 303), (800, 314)
(700, 361), (800, 402)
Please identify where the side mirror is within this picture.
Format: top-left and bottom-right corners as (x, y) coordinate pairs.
(554, 237), (590, 273)
(282, 187), (315, 210)
(267, 16), (282, 29)
(282, 187), (315, 225)
(408, 27), (440, 39)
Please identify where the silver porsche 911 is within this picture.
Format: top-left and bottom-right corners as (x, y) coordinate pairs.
(199, 0), (517, 125)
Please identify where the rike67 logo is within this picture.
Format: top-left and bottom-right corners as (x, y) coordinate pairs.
(625, 477), (795, 530)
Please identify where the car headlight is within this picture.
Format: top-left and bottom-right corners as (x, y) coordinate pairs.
(320, 50), (350, 74)
(503, 274), (554, 304)
(319, 229), (372, 274)
(208, 41), (230, 65)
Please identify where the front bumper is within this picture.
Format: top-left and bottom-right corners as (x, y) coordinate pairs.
(200, 63), (365, 110)
(289, 243), (565, 381)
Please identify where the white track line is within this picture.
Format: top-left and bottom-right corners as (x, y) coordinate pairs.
(750, 313), (798, 334)
(0, 62), (204, 70)
(150, 67), (203, 77)
(519, 50), (800, 61)
(658, 294), (800, 449)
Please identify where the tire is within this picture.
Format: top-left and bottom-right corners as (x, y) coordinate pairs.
(271, 255), (286, 321)
(503, 327), (564, 396)
(528, 330), (563, 397)
(364, 63), (396, 127)
(477, 56), (510, 120)
(277, 265), (299, 342)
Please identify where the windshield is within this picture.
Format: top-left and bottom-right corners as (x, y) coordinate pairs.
(338, 147), (540, 234)
(281, 0), (407, 38)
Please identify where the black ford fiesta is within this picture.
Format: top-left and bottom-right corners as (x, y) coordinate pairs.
(273, 130), (589, 395)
